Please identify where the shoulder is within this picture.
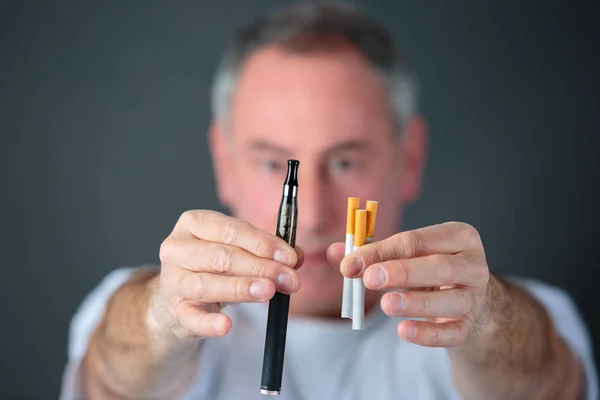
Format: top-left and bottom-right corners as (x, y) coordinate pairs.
(508, 276), (598, 400)
(509, 276), (577, 307)
(508, 276), (589, 342)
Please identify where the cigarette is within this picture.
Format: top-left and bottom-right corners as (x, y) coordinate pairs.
(260, 160), (299, 396)
(366, 201), (378, 244)
(342, 197), (360, 318)
(352, 201), (378, 329)
(352, 209), (367, 330)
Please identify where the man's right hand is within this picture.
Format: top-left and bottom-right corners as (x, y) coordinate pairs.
(149, 210), (304, 343)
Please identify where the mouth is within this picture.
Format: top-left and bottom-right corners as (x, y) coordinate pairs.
(301, 251), (330, 268)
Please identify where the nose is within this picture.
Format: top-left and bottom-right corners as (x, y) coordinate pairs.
(296, 165), (332, 236)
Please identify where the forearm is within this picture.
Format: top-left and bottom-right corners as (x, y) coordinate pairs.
(82, 268), (201, 399)
(448, 274), (584, 400)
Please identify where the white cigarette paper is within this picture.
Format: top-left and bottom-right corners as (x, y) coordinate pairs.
(352, 201), (377, 330)
(352, 246), (365, 330)
(341, 233), (354, 318)
(352, 209), (368, 330)
(342, 197), (360, 319)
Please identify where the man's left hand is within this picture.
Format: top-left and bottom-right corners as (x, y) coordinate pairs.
(328, 222), (491, 347)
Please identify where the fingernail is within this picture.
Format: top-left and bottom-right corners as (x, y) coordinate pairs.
(274, 248), (292, 265)
(250, 281), (267, 299)
(403, 323), (417, 338)
(345, 258), (364, 276)
(276, 272), (294, 292)
(390, 293), (406, 314)
(368, 265), (387, 288)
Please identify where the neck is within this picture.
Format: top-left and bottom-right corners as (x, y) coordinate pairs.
(288, 292), (381, 320)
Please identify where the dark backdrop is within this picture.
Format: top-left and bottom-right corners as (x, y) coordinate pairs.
(1, 0), (598, 397)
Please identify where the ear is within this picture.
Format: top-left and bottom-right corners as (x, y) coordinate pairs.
(208, 119), (234, 207)
(398, 115), (428, 204)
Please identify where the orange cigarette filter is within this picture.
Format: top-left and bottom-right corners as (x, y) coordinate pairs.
(346, 197), (361, 235)
(354, 210), (367, 247)
(366, 201), (378, 239)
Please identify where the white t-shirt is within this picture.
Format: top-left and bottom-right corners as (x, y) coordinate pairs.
(59, 267), (598, 400)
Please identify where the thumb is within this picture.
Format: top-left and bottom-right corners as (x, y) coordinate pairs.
(326, 242), (345, 271)
(293, 245), (305, 270)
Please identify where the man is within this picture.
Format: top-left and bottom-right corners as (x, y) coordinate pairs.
(60, 2), (597, 399)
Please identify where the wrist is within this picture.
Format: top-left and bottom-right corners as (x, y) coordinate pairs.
(145, 275), (203, 357)
(146, 275), (172, 340)
(448, 273), (572, 399)
(472, 273), (508, 339)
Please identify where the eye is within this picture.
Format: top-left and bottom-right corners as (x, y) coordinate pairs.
(330, 158), (356, 172)
(262, 159), (285, 172)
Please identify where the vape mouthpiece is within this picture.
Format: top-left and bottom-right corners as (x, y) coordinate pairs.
(284, 160), (299, 187)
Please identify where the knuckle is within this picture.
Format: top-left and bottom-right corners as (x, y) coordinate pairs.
(200, 209), (219, 221)
(251, 260), (272, 279)
(213, 247), (234, 274)
(436, 255), (456, 283)
(431, 328), (441, 346)
(159, 238), (177, 264)
(220, 219), (240, 245)
(254, 236), (269, 257)
(474, 263), (490, 284)
(446, 221), (467, 233)
(180, 210), (199, 226)
(393, 262), (410, 286)
(458, 222), (481, 245)
(399, 231), (423, 258)
(418, 295), (430, 313)
(178, 210), (191, 224)
(193, 276), (206, 299)
(370, 244), (387, 268)
(194, 209), (221, 228)
(230, 278), (249, 300)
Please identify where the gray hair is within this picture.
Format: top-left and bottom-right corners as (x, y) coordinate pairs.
(210, 1), (419, 134)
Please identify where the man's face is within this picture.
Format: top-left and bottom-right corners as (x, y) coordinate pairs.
(210, 44), (426, 317)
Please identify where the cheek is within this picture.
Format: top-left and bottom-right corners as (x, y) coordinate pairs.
(227, 155), (285, 230)
(232, 182), (282, 232)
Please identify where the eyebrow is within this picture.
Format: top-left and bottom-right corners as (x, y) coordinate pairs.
(246, 139), (372, 156)
(246, 140), (291, 155)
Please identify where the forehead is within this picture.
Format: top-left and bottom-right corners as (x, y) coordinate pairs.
(229, 44), (395, 149)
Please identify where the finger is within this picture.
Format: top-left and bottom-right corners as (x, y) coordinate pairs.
(178, 272), (280, 304)
(380, 288), (474, 318)
(293, 245), (305, 270)
(162, 239), (300, 293)
(175, 302), (232, 338)
(362, 253), (488, 288)
(326, 242), (345, 270)
(397, 319), (470, 347)
(176, 210), (298, 267)
(340, 222), (483, 277)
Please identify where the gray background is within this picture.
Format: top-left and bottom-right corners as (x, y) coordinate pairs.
(1, 0), (598, 397)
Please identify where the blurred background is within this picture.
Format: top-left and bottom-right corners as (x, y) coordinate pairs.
(1, 0), (598, 397)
